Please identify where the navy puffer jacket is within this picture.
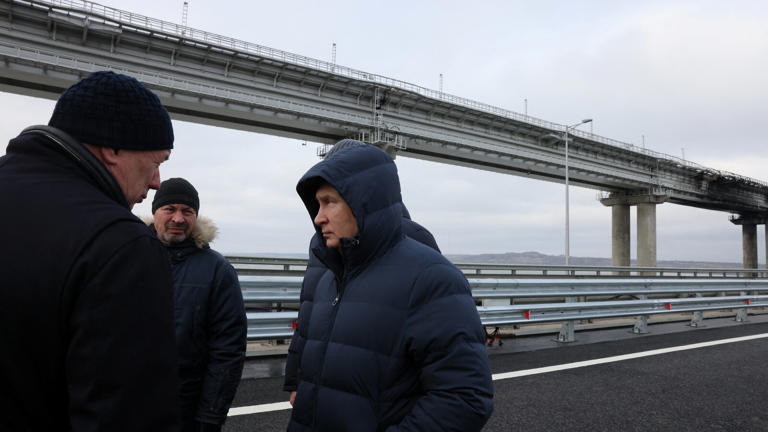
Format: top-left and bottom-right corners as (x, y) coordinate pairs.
(283, 234), (326, 393)
(284, 209), (440, 393)
(289, 145), (493, 431)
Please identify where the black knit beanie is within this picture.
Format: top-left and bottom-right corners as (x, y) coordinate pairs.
(49, 71), (174, 150)
(152, 178), (199, 214)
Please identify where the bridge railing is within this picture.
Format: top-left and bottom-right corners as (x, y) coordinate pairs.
(238, 261), (768, 343)
(227, 255), (768, 279)
(241, 276), (768, 305)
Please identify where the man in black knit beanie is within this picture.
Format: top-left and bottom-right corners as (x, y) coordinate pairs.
(151, 178), (247, 432)
(0, 71), (179, 431)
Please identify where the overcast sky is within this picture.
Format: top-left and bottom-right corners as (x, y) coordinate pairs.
(2, 0), (767, 263)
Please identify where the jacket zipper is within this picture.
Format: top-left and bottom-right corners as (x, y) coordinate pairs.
(311, 252), (351, 427)
(312, 238), (360, 429)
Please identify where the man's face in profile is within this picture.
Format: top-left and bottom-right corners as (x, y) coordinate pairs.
(314, 183), (358, 250)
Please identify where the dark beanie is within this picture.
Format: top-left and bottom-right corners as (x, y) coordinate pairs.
(152, 178), (199, 214)
(49, 71), (174, 150)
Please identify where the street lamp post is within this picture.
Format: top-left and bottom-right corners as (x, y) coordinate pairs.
(564, 118), (592, 266)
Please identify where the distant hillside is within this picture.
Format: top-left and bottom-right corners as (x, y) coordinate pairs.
(445, 251), (743, 269)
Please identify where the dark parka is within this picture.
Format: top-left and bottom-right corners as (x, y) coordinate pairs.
(289, 145), (493, 431)
(148, 216), (247, 429)
(284, 210), (441, 393)
(0, 131), (179, 431)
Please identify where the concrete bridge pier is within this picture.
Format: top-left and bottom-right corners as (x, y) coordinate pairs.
(601, 193), (669, 272)
(743, 224), (758, 269)
(730, 214), (767, 272)
(637, 203), (657, 268)
(610, 204), (630, 267)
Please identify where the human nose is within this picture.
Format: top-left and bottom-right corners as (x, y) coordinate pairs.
(148, 168), (162, 190)
(171, 210), (185, 223)
(314, 207), (328, 226)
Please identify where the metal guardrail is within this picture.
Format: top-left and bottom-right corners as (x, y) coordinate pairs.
(246, 311), (297, 341)
(454, 264), (768, 278)
(245, 295), (765, 344)
(240, 270), (768, 343)
(479, 296), (767, 326)
(241, 277), (768, 306)
(241, 276), (303, 303)
(228, 255), (768, 279)
(487, 295), (767, 344)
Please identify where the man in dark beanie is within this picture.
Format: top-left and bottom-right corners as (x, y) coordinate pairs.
(0, 71), (179, 431)
(150, 178), (246, 432)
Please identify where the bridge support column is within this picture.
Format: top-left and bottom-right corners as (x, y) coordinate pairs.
(730, 214), (767, 275)
(601, 193), (668, 274)
(742, 224), (758, 270)
(610, 204), (630, 267)
(637, 203), (657, 268)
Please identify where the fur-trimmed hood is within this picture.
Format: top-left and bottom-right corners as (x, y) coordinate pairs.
(140, 215), (218, 249)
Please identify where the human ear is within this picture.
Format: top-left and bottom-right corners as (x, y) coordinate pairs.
(96, 146), (121, 167)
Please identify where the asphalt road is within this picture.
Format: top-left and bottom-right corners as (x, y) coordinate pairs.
(224, 316), (768, 431)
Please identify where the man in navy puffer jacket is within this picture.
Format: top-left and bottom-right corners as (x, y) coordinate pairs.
(284, 140), (441, 401)
(284, 204), (440, 401)
(288, 143), (493, 431)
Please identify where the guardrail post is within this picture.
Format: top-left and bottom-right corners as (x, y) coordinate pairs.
(690, 310), (704, 327)
(689, 293), (704, 327)
(556, 296), (577, 343)
(633, 315), (648, 334)
(735, 291), (749, 322)
(633, 294), (649, 334)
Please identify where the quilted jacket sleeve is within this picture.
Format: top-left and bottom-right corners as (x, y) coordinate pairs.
(389, 263), (493, 432)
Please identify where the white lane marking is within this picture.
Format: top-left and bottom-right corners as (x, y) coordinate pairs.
(228, 332), (768, 416)
(229, 401), (292, 416)
(492, 332), (768, 380)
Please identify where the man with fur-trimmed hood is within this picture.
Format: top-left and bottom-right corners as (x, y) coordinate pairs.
(150, 177), (247, 432)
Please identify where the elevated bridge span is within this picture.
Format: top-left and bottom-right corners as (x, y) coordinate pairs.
(1, 0), (767, 216)
(3, 0), (768, 270)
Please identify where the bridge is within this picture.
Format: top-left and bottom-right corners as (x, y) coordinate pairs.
(1, 0), (768, 268)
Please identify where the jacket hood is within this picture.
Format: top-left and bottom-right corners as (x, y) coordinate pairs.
(140, 215), (218, 249)
(296, 143), (403, 274)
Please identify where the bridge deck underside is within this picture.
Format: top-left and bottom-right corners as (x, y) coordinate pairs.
(1, 0), (766, 216)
